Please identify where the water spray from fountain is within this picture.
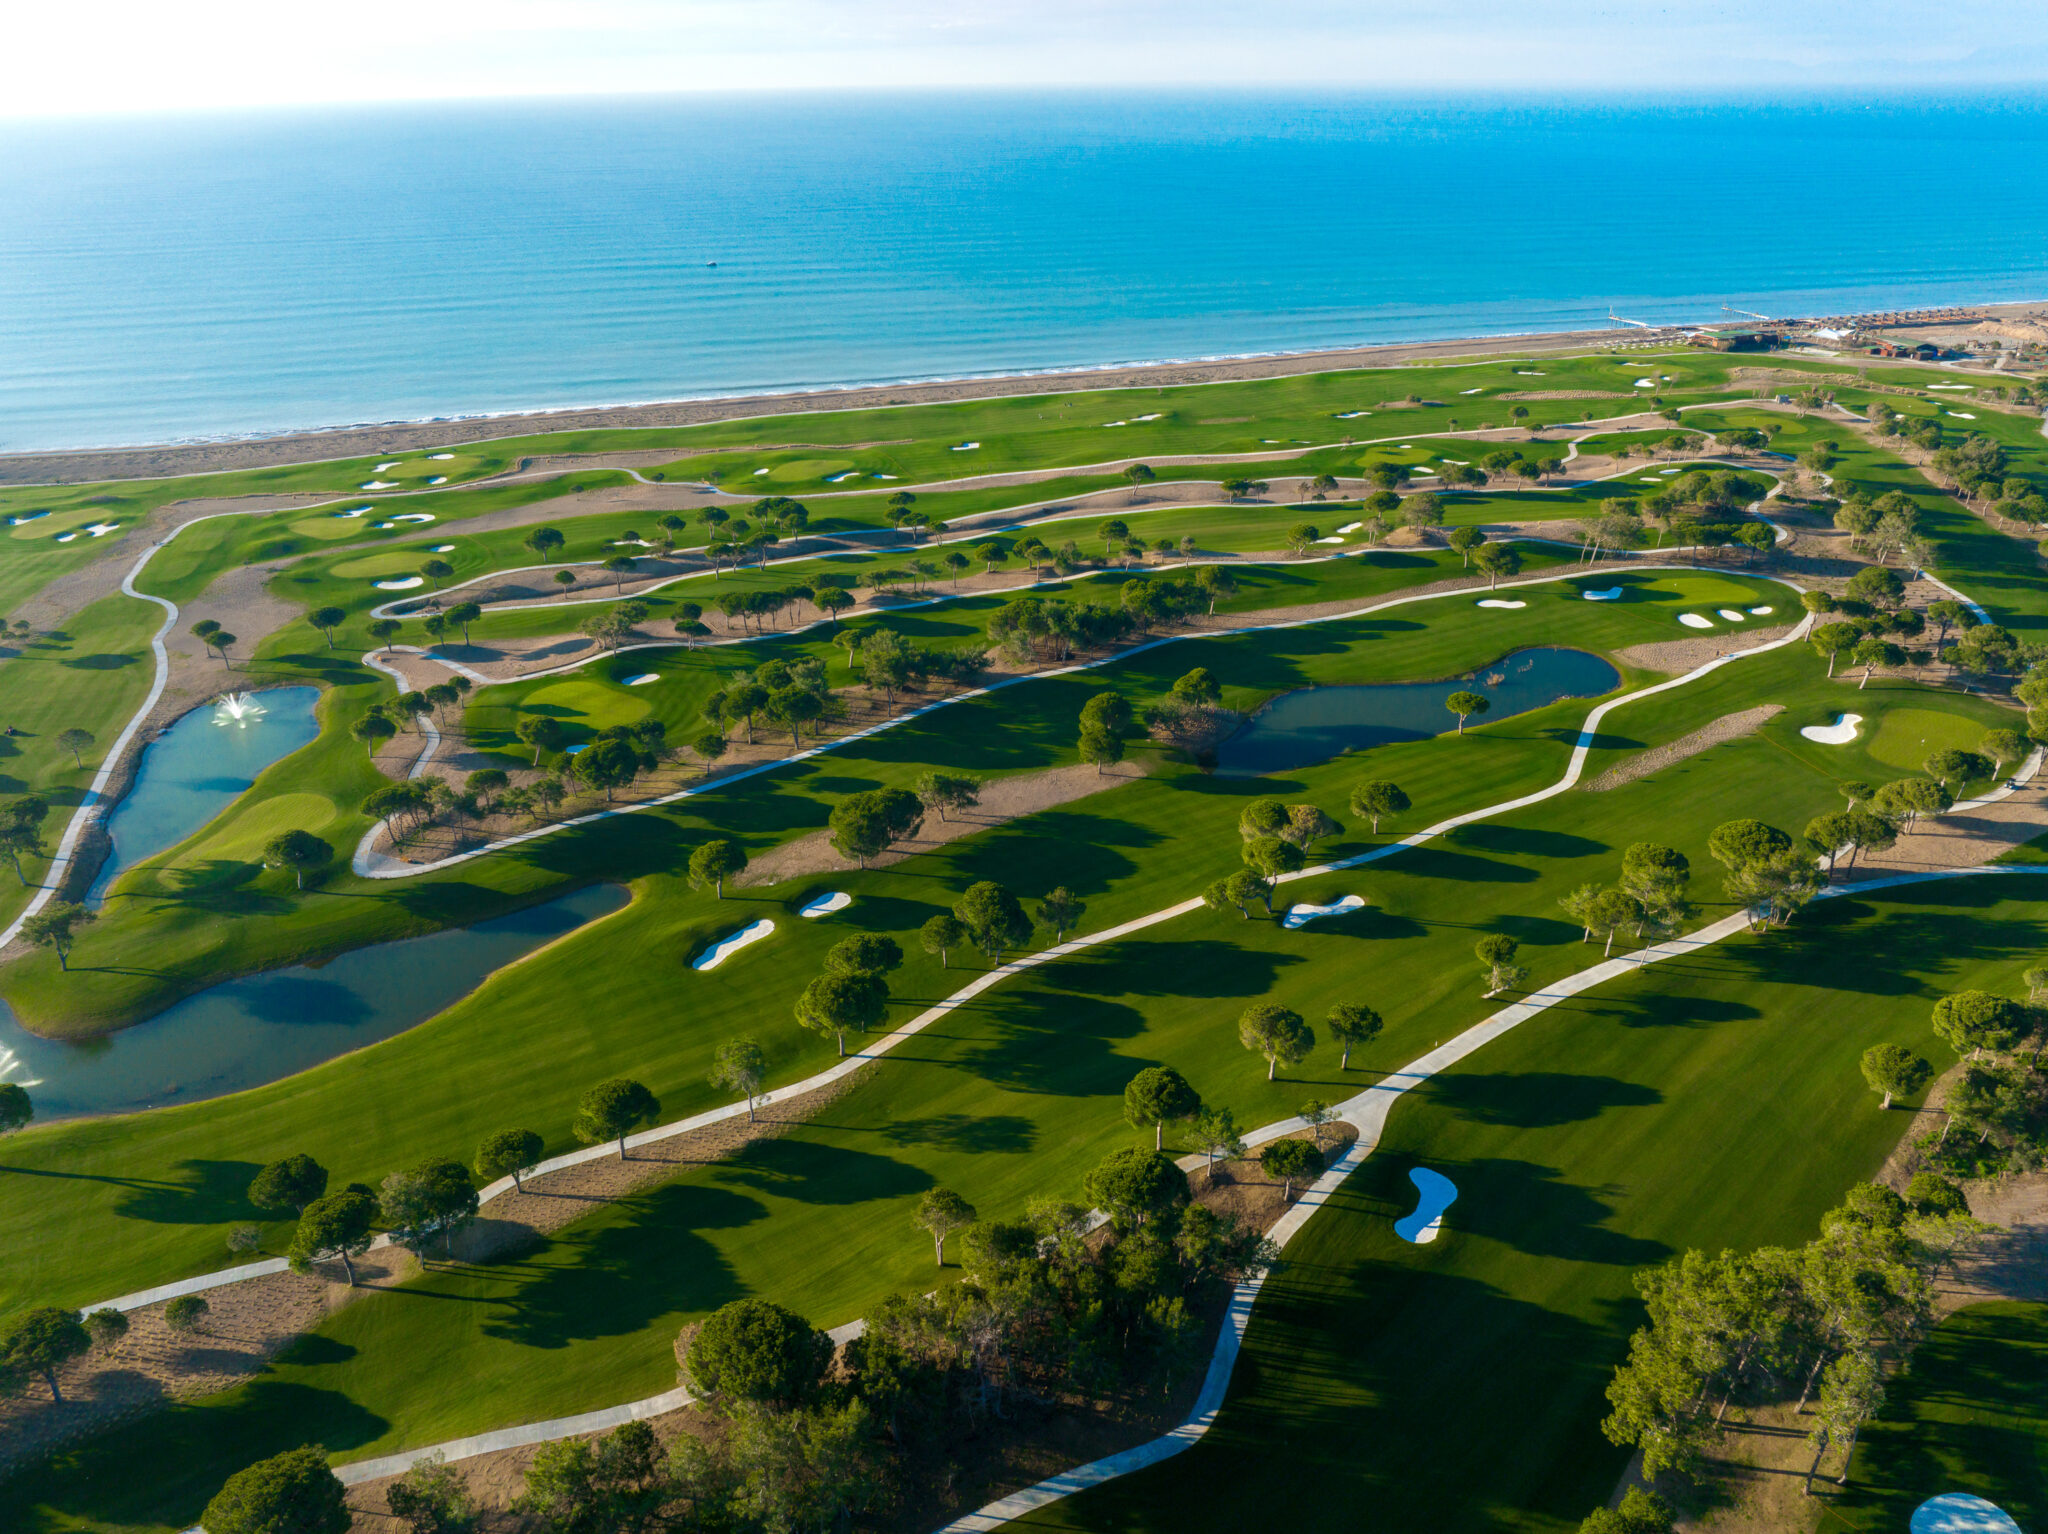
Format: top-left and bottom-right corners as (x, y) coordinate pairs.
(212, 692), (267, 729)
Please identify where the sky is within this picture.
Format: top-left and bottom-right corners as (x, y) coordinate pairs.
(13, 0), (2048, 118)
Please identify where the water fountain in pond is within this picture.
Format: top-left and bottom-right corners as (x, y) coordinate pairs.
(212, 693), (268, 729)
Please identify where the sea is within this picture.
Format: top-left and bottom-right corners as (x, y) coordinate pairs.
(3, 90), (2046, 453)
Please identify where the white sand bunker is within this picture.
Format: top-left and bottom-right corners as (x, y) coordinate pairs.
(1104, 420), (1128, 427)
(84, 522), (119, 537)
(430, 544), (455, 552)
(1132, 412), (1163, 421)
(7, 512), (47, 525)
(375, 576), (425, 590)
(1948, 411), (1978, 419)
(798, 891), (851, 918)
(1678, 613), (1715, 629)
(1927, 383), (1972, 390)
(1334, 410), (1371, 419)
(693, 918), (775, 971)
(1748, 605), (1773, 615)
(871, 473), (898, 480)
(1396, 1167), (1458, 1243)
(335, 506), (372, 518)
(390, 513), (435, 524)
(427, 476), (447, 485)
(1800, 713), (1863, 745)
(1716, 608), (1747, 622)
(375, 461), (399, 471)
(360, 480), (398, 490)
(824, 471), (862, 482)
(1513, 370), (1544, 375)
(753, 468), (771, 476)
(1582, 587), (1623, 601)
(1282, 895), (1365, 929)
(951, 441), (980, 451)
(55, 532), (76, 542)
(1460, 387), (1484, 394)
(1660, 467), (1681, 474)
(623, 673), (659, 686)
(1337, 522), (1363, 534)
(428, 453), (454, 461)
(1477, 599), (1527, 609)
(1911, 1494), (2021, 1534)
(1316, 536), (1346, 545)
(1634, 378), (1656, 387)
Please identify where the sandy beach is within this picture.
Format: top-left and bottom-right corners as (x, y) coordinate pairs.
(3, 297), (2038, 489)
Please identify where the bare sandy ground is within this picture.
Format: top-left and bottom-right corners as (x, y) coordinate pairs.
(1582, 706), (1787, 791)
(0, 326), (1653, 486)
(335, 1122), (1357, 1534)
(738, 759), (1156, 884)
(0, 1067), (863, 1476)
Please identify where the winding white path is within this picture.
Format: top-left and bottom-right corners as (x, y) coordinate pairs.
(349, 563), (1812, 880)
(313, 855), (2036, 1497)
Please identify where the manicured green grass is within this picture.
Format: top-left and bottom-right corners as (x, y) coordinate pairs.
(0, 570), (2006, 1532)
(1835, 1301), (2048, 1533)
(0, 593), (163, 928)
(1015, 878), (2048, 1534)
(1, 569), (1786, 1293)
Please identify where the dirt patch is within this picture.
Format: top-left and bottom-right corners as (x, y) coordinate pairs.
(1611, 624), (1795, 676)
(737, 760), (1155, 885)
(1838, 775), (2048, 878)
(0, 327), (1665, 487)
(337, 1120), (1355, 1534)
(0, 1070), (864, 1479)
(1583, 706), (1785, 792)
(0, 1247), (409, 1480)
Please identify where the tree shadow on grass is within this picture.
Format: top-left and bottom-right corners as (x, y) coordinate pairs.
(1391, 845), (1542, 885)
(1434, 1156), (1671, 1267)
(3, 1381), (391, 1534)
(1048, 938), (1307, 1001)
(1424, 1071), (1662, 1129)
(958, 988), (1152, 1097)
(1453, 823), (1609, 860)
(1108, 1213), (1637, 1532)
(113, 1157), (262, 1226)
(874, 1113), (1038, 1155)
(476, 1181), (763, 1349)
(713, 1134), (933, 1209)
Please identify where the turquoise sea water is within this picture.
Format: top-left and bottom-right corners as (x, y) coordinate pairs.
(2, 91), (2045, 452)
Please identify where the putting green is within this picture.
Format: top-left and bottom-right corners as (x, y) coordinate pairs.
(204, 792), (344, 862)
(286, 516), (383, 542)
(328, 550), (441, 579)
(520, 677), (650, 730)
(1866, 706), (1991, 771)
(766, 457), (861, 482)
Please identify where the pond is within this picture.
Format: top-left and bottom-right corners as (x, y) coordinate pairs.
(86, 686), (323, 903)
(0, 883), (628, 1119)
(1215, 647), (1620, 776)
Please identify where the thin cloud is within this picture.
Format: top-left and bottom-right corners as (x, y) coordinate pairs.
(5, 0), (2045, 118)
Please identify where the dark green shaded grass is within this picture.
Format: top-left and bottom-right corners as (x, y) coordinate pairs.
(1835, 1300), (2048, 1533)
(1016, 878), (2048, 1534)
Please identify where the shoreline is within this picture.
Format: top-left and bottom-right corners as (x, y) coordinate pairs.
(6, 297), (2041, 487)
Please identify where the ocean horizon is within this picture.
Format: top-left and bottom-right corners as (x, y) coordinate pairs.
(3, 88), (2046, 454)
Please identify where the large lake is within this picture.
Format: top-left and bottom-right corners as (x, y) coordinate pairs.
(0, 883), (627, 1119)
(3, 93), (2045, 449)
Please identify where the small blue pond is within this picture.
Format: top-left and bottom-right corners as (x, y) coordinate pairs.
(87, 686), (323, 902)
(1215, 647), (1619, 777)
(0, 884), (627, 1119)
